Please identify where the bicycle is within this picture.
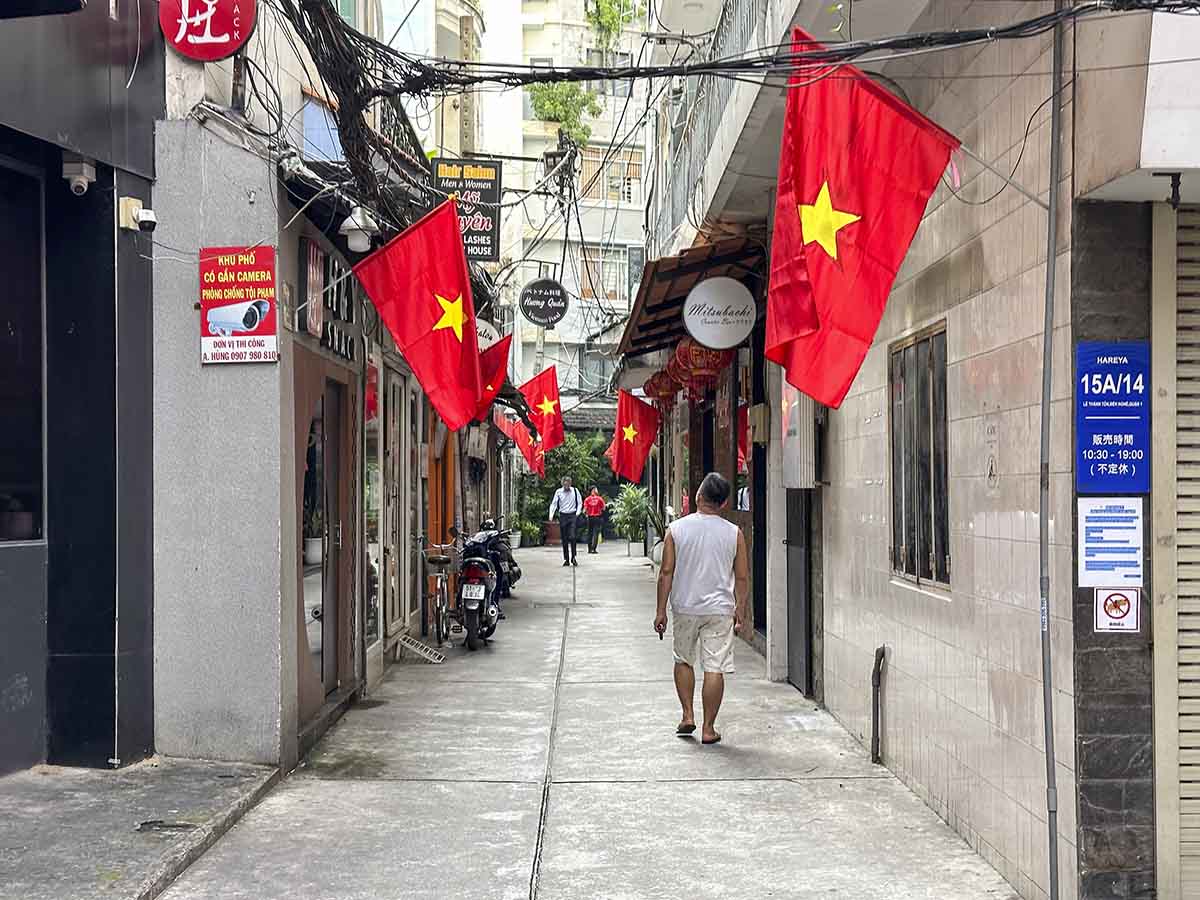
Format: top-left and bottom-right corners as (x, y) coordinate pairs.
(420, 535), (458, 647)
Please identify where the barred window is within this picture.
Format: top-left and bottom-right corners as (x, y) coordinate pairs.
(579, 146), (642, 204)
(578, 245), (628, 305)
(890, 326), (949, 585)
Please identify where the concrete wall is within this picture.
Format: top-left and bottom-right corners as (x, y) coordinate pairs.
(153, 120), (290, 765)
(820, 5), (1077, 898)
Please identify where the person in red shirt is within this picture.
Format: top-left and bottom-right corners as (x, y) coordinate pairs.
(583, 487), (607, 554)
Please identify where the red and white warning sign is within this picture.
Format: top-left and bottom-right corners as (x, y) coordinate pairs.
(200, 246), (279, 364)
(1094, 588), (1140, 633)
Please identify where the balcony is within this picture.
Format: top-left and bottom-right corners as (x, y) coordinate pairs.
(649, 0), (928, 258)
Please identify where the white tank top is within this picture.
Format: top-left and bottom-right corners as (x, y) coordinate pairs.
(667, 512), (739, 616)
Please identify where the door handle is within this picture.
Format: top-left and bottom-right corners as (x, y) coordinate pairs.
(335, 522), (344, 550)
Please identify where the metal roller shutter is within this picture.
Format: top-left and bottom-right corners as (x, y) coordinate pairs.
(1177, 207), (1200, 890)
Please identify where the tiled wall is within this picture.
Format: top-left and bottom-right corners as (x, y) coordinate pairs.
(820, 4), (1077, 897)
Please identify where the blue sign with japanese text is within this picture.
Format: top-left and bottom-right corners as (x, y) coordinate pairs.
(1075, 341), (1150, 494)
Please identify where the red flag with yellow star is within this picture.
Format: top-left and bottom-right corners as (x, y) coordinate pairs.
(354, 199), (482, 430)
(610, 390), (659, 483)
(519, 366), (564, 453)
(474, 334), (513, 421)
(493, 410), (545, 477)
(766, 28), (959, 409)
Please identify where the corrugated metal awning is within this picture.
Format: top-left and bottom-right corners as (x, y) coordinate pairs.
(617, 237), (765, 358)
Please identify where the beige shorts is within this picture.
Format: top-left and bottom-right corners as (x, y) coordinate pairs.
(672, 613), (736, 674)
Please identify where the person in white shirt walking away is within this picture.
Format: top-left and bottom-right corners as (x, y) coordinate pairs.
(549, 476), (583, 567)
(654, 472), (750, 745)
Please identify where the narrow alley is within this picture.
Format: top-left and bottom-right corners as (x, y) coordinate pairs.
(160, 544), (1016, 900)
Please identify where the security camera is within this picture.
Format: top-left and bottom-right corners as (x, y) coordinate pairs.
(62, 154), (96, 197)
(135, 208), (157, 233)
(206, 299), (272, 337)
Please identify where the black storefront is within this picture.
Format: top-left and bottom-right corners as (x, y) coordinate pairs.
(0, 3), (163, 773)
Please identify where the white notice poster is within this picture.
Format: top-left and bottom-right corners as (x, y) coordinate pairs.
(1077, 497), (1144, 588)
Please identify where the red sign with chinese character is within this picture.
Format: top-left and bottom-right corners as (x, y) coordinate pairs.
(200, 246), (279, 364)
(160, 0), (257, 62)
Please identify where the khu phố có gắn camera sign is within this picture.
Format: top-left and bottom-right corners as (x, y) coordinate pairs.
(200, 246), (279, 364)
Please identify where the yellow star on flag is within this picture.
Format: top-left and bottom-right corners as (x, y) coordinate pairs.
(432, 293), (465, 342)
(799, 182), (860, 260)
(537, 396), (559, 417)
(622, 423), (638, 443)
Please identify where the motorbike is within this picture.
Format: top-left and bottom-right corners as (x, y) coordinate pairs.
(450, 517), (522, 651)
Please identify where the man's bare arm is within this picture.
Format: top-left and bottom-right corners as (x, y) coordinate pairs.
(655, 531), (676, 633)
(733, 530), (750, 634)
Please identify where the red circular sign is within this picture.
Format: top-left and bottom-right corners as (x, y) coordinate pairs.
(1103, 592), (1132, 620)
(159, 0), (257, 62)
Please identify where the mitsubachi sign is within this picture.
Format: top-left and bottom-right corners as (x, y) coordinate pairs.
(432, 157), (502, 261)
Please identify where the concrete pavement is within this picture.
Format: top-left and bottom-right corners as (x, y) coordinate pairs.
(160, 541), (1018, 900)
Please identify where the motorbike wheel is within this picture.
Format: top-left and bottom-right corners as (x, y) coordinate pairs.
(464, 608), (481, 651)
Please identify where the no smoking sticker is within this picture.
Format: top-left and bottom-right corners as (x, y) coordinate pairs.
(1094, 588), (1140, 633)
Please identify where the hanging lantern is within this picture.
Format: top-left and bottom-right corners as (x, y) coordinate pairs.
(673, 337), (734, 397)
(666, 353), (689, 388)
(643, 370), (679, 412)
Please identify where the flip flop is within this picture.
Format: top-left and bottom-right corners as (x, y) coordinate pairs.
(702, 733), (722, 745)
(676, 723), (696, 736)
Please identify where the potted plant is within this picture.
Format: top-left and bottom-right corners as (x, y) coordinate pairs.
(610, 484), (651, 556)
(304, 503), (324, 566)
(519, 517), (543, 547)
(507, 515), (524, 550)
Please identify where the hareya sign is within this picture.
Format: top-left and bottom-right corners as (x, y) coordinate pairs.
(683, 276), (757, 349)
(160, 0), (257, 62)
(200, 246), (279, 364)
(520, 278), (569, 328)
(432, 157), (502, 261)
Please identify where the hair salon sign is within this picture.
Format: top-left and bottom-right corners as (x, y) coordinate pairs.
(682, 277), (757, 350)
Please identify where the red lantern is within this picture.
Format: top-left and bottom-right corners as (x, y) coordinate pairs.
(673, 337), (734, 397)
(643, 370), (679, 413)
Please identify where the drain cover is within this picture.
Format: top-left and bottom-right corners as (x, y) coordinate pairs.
(135, 820), (198, 834)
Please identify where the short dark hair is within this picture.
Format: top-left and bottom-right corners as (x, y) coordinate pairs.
(698, 472), (731, 507)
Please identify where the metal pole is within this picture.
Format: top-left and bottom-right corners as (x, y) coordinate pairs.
(958, 145), (1049, 212)
(1038, 5), (1065, 899)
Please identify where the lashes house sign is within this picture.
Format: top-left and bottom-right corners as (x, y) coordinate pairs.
(682, 277), (757, 349)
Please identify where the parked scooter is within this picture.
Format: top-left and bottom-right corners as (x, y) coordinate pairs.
(450, 517), (521, 651)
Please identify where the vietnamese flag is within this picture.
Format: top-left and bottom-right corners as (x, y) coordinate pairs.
(520, 366), (564, 452)
(766, 28), (959, 409)
(609, 390), (660, 483)
(474, 334), (513, 420)
(494, 410), (545, 477)
(354, 199), (482, 430)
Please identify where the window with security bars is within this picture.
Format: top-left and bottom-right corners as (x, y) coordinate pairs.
(889, 326), (949, 585)
(578, 245), (628, 306)
(579, 146), (642, 204)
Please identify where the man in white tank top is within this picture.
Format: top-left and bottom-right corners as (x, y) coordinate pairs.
(654, 472), (749, 745)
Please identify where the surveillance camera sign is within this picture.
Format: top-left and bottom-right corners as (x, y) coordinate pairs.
(200, 246), (279, 364)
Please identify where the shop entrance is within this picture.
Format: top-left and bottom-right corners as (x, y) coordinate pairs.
(303, 382), (343, 697)
(785, 488), (813, 695)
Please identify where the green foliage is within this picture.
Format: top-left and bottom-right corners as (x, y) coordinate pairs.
(518, 432), (611, 529)
(585, 0), (641, 52)
(528, 83), (602, 144)
(511, 514), (543, 546)
(610, 483), (651, 542)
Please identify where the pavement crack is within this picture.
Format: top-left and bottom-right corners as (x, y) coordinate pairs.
(528, 606), (569, 900)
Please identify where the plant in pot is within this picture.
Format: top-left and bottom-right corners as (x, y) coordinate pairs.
(303, 503), (324, 566)
(610, 484), (651, 556)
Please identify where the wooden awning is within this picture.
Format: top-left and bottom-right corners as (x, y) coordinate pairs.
(616, 237), (765, 358)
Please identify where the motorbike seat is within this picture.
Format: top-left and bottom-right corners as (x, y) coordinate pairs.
(427, 554), (452, 567)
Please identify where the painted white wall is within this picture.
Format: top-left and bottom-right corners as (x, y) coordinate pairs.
(1140, 12), (1200, 170)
